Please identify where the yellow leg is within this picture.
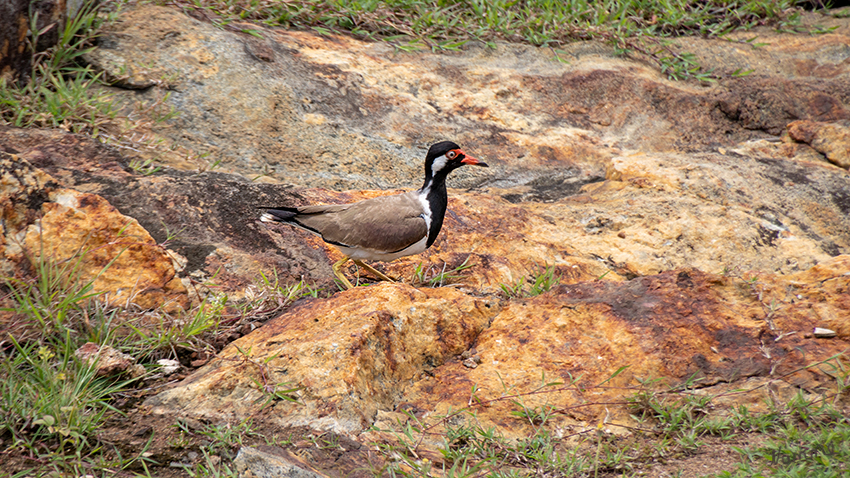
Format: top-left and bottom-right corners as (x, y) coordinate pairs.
(332, 257), (354, 289)
(353, 260), (397, 282)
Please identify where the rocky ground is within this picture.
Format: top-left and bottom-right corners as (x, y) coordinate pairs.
(2, 3), (850, 477)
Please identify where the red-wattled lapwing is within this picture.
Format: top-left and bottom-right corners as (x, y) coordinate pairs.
(260, 141), (488, 289)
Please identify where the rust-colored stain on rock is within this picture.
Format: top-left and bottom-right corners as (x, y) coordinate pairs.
(398, 258), (849, 436)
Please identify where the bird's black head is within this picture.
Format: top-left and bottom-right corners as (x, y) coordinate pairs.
(424, 141), (488, 181)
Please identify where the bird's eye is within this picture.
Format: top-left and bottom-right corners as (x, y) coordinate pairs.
(447, 151), (457, 159)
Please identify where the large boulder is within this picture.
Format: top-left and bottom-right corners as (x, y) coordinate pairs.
(143, 257), (850, 435)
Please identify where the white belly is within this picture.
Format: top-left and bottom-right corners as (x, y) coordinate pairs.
(336, 235), (429, 262)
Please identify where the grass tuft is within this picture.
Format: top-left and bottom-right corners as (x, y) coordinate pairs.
(0, 0), (119, 135)
(0, 333), (133, 456)
(412, 256), (474, 287)
(500, 262), (560, 298)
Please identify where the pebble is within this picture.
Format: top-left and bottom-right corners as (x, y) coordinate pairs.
(157, 359), (182, 375)
(813, 327), (837, 338)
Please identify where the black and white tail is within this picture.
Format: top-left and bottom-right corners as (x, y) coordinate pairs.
(259, 207), (299, 224)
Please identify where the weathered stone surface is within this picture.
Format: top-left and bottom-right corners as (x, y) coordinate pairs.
(83, 5), (850, 192)
(233, 446), (330, 478)
(787, 120), (850, 168)
(0, 152), (188, 309)
(398, 256), (850, 434)
(380, 147), (850, 289)
(4, 126), (848, 299)
(145, 283), (500, 433)
(2, 4), (845, 298)
(0, 152), (60, 257)
(145, 256), (850, 436)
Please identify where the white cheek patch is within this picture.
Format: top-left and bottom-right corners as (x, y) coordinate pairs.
(431, 154), (448, 173)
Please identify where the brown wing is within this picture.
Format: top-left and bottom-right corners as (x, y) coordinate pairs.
(294, 191), (427, 253)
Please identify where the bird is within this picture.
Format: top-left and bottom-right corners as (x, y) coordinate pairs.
(260, 141), (488, 289)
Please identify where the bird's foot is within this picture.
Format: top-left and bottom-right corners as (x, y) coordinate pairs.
(353, 260), (398, 282)
(333, 258), (397, 290)
(332, 257), (355, 289)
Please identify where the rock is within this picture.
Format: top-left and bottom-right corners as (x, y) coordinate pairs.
(0, 152), (188, 310)
(2, 4), (848, 295)
(787, 120), (850, 168)
(1, 4), (849, 470)
(387, 145), (850, 288)
(0, 152), (60, 263)
(75, 342), (146, 378)
(145, 257), (850, 436)
(22, 189), (188, 309)
(233, 446), (329, 478)
(144, 283), (500, 433)
(82, 5), (850, 192)
(157, 359), (182, 376)
(0, 126), (341, 296)
(398, 258), (850, 437)
(7, 125), (849, 299)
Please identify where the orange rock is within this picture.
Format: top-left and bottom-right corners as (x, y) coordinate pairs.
(145, 258), (849, 436)
(402, 260), (850, 436)
(787, 120), (850, 169)
(1, 152), (188, 310)
(145, 283), (500, 433)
